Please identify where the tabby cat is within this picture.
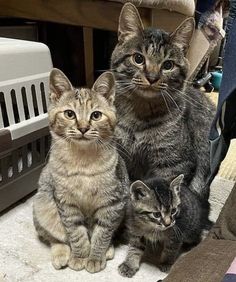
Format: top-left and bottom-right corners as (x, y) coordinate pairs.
(119, 175), (212, 277)
(111, 3), (215, 199)
(33, 69), (129, 273)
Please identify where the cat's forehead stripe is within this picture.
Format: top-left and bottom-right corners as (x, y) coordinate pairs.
(142, 44), (166, 65)
(153, 186), (172, 208)
(75, 89), (80, 99)
(76, 88), (92, 105)
(146, 43), (155, 56)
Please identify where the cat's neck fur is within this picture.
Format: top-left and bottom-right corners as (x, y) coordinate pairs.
(49, 133), (117, 176)
(116, 88), (186, 120)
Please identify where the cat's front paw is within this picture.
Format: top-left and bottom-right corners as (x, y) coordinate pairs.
(80, 240), (91, 257)
(68, 254), (87, 271)
(159, 263), (172, 273)
(118, 262), (138, 278)
(85, 257), (106, 273)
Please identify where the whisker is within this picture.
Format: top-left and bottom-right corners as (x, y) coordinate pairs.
(161, 92), (172, 116)
(173, 91), (210, 115)
(96, 138), (132, 161)
(96, 68), (122, 73)
(170, 86), (211, 111)
(116, 79), (132, 83)
(110, 140), (132, 159)
(107, 142), (132, 160)
(127, 85), (137, 97)
(112, 71), (128, 77)
(163, 90), (182, 113)
(45, 135), (70, 161)
(117, 85), (136, 95)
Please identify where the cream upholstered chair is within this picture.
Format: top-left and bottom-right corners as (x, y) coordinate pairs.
(108, 0), (195, 32)
(108, 0), (204, 80)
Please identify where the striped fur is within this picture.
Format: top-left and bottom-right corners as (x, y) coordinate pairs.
(33, 69), (129, 273)
(111, 3), (215, 199)
(119, 176), (212, 277)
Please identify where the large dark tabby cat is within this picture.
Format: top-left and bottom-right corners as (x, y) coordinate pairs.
(111, 3), (215, 200)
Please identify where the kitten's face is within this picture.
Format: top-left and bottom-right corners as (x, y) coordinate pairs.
(48, 69), (116, 147)
(111, 3), (194, 100)
(130, 175), (183, 231)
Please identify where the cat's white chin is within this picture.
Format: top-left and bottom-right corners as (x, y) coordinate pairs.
(156, 222), (175, 231)
(135, 87), (162, 99)
(70, 137), (95, 146)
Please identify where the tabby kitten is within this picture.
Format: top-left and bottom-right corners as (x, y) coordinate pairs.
(119, 175), (212, 277)
(111, 3), (215, 199)
(33, 69), (129, 273)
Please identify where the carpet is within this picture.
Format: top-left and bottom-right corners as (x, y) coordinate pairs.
(0, 196), (167, 282)
(0, 176), (234, 282)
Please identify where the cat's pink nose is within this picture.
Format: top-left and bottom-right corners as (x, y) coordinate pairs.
(79, 127), (89, 134)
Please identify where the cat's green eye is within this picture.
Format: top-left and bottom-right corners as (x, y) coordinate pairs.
(171, 208), (177, 215)
(162, 60), (174, 71)
(64, 110), (76, 119)
(133, 53), (145, 65)
(153, 212), (161, 218)
(91, 111), (102, 121)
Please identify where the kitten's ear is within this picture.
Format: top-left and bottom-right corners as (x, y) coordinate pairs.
(130, 180), (151, 201)
(92, 71), (115, 105)
(118, 3), (144, 42)
(170, 18), (195, 54)
(170, 174), (184, 194)
(49, 68), (73, 102)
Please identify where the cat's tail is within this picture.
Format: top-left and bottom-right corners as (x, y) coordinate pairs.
(201, 219), (214, 241)
(189, 173), (211, 201)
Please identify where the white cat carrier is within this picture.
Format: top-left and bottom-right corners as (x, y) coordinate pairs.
(0, 38), (52, 211)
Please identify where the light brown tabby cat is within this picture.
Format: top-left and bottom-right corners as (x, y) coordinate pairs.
(33, 69), (129, 273)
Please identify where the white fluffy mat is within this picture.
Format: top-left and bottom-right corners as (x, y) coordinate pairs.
(0, 176), (234, 282)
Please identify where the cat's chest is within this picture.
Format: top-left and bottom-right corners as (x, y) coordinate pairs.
(59, 173), (116, 214)
(122, 119), (162, 147)
(133, 130), (158, 146)
(69, 175), (105, 211)
(144, 230), (166, 243)
(53, 155), (118, 215)
(130, 130), (160, 160)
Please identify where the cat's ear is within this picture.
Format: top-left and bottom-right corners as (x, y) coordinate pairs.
(170, 18), (195, 54)
(118, 3), (144, 42)
(49, 68), (73, 102)
(170, 174), (184, 195)
(92, 71), (115, 105)
(130, 180), (151, 201)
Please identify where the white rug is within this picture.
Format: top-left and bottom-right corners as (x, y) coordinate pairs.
(0, 176), (234, 282)
(0, 197), (167, 282)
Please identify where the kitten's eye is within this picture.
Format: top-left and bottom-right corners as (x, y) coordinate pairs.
(171, 208), (177, 215)
(64, 110), (76, 119)
(153, 212), (161, 218)
(91, 111), (102, 121)
(133, 53), (145, 65)
(162, 60), (174, 71)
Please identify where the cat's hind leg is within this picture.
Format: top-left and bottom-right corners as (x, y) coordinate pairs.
(33, 191), (67, 243)
(51, 243), (71, 269)
(33, 192), (70, 269)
